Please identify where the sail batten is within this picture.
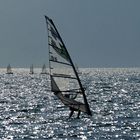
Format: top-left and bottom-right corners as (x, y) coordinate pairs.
(50, 59), (72, 66)
(45, 15), (92, 116)
(52, 73), (77, 79)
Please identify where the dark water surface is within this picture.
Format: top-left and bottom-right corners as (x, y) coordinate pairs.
(0, 68), (140, 140)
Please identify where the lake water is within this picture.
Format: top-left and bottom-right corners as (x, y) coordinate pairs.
(0, 68), (140, 140)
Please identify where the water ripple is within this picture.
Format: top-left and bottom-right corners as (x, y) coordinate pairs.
(0, 68), (140, 139)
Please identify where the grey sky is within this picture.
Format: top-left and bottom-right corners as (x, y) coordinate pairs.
(0, 0), (140, 68)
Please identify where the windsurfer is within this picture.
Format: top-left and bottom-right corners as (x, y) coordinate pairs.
(46, 16), (92, 119)
(65, 94), (81, 118)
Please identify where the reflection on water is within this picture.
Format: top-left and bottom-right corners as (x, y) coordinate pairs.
(0, 68), (140, 139)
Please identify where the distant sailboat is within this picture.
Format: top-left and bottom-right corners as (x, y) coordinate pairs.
(75, 64), (82, 75)
(40, 64), (48, 74)
(29, 64), (34, 74)
(45, 16), (92, 118)
(6, 64), (13, 74)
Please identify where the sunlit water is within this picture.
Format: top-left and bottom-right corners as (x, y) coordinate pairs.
(0, 68), (140, 140)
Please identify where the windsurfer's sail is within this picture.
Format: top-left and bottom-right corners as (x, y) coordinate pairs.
(41, 64), (48, 74)
(6, 64), (13, 74)
(75, 64), (82, 75)
(29, 64), (34, 74)
(45, 16), (92, 116)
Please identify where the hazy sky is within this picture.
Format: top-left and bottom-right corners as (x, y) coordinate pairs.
(0, 0), (140, 68)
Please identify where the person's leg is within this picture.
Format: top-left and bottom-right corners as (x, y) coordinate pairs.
(77, 110), (81, 119)
(69, 110), (74, 118)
